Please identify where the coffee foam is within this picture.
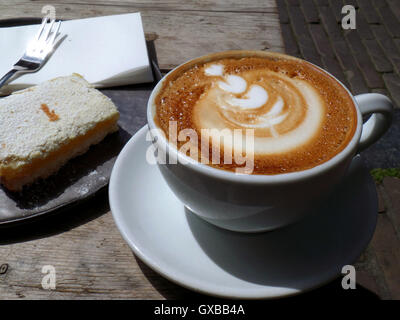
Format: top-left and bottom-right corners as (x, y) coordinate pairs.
(194, 65), (324, 154)
(155, 52), (356, 174)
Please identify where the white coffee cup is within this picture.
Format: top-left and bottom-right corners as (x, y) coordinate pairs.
(147, 51), (393, 232)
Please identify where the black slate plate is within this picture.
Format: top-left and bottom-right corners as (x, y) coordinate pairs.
(0, 18), (162, 225)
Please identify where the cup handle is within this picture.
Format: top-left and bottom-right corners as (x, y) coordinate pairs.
(355, 93), (393, 152)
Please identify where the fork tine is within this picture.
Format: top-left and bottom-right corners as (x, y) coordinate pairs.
(35, 17), (49, 40)
(40, 18), (55, 42)
(48, 20), (61, 45)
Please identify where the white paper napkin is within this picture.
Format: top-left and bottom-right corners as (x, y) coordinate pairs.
(0, 12), (153, 94)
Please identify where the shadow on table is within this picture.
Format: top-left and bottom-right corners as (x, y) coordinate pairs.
(135, 252), (379, 300)
(0, 187), (110, 245)
(134, 255), (206, 300)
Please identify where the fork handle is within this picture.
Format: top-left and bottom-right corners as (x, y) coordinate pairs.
(0, 69), (19, 90)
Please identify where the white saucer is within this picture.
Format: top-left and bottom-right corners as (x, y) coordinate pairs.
(109, 126), (378, 299)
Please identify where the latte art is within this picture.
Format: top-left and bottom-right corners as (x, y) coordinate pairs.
(194, 64), (324, 154)
(155, 52), (356, 174)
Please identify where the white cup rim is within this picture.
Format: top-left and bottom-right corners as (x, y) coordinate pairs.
(147, 50), (363, 184)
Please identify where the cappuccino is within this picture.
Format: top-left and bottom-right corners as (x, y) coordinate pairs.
(155, 52), (357, 174)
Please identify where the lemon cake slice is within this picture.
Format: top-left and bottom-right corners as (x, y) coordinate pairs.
(0, 74), (120, 191)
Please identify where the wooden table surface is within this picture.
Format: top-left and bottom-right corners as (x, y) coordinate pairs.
(0, 0), (284, 300)
(0, 0), (283, 71)
(0, 0), (398, 300)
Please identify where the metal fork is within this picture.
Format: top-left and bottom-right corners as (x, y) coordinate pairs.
(0, 17), (61, 90)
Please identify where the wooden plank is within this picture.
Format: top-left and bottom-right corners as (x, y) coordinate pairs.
(0, 193), (199, 299)
(1, 0), (278, 13)
(142, 11), (283, 70)
(0, 2), (284, 70)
